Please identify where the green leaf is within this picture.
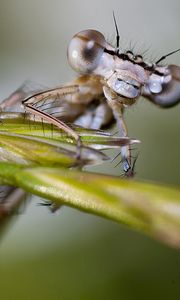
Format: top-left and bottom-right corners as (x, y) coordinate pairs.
(0, 113), (179, 249)
(0, 112), (138, 167)
(0, 112), (139, 149)
(0, 162), (179, 248)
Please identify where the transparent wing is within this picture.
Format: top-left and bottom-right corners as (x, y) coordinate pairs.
(0, 80), (47, 112)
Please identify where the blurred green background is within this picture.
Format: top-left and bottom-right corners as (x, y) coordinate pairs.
(0, 0), (180, 299)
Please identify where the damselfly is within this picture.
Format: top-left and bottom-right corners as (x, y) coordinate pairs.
(1, 15), (180, 176)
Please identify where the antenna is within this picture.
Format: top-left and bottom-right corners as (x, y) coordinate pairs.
(113, 11), (120, 54)
(155, 48), (180, 64)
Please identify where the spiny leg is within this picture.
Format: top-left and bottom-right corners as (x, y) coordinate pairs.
(22, 85), (83, 158)
(75, 100), (137, 176)
(103, 86), (136, 176)
(113, 111), (136, 176)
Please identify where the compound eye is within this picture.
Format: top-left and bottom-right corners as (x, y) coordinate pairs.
(67, 29), (106, 74)
(145, 65), (180, 107)
(148, 74), (162, 94)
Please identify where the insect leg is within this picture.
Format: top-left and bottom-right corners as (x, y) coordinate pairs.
(74, 101), (113, 129)
(0, 186), (26, 218)
(22, 85), (82, 156)
(103, 86), (134, 175)
(114, 111), (132, 174)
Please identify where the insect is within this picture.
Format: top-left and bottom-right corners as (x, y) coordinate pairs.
(1, 15), (180, 176)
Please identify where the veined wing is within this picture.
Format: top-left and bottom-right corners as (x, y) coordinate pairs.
(0, 80), (47, 112)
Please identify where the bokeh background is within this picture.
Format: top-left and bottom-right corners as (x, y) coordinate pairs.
(0, 0), (180, 299)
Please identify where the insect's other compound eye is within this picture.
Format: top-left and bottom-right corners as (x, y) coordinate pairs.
(143, 65), (180, 108)
(148, 75), (163, 94)
(67, 29), (106, 74)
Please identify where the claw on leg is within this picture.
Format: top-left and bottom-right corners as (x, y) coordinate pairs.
(123, 153), (139, 178)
